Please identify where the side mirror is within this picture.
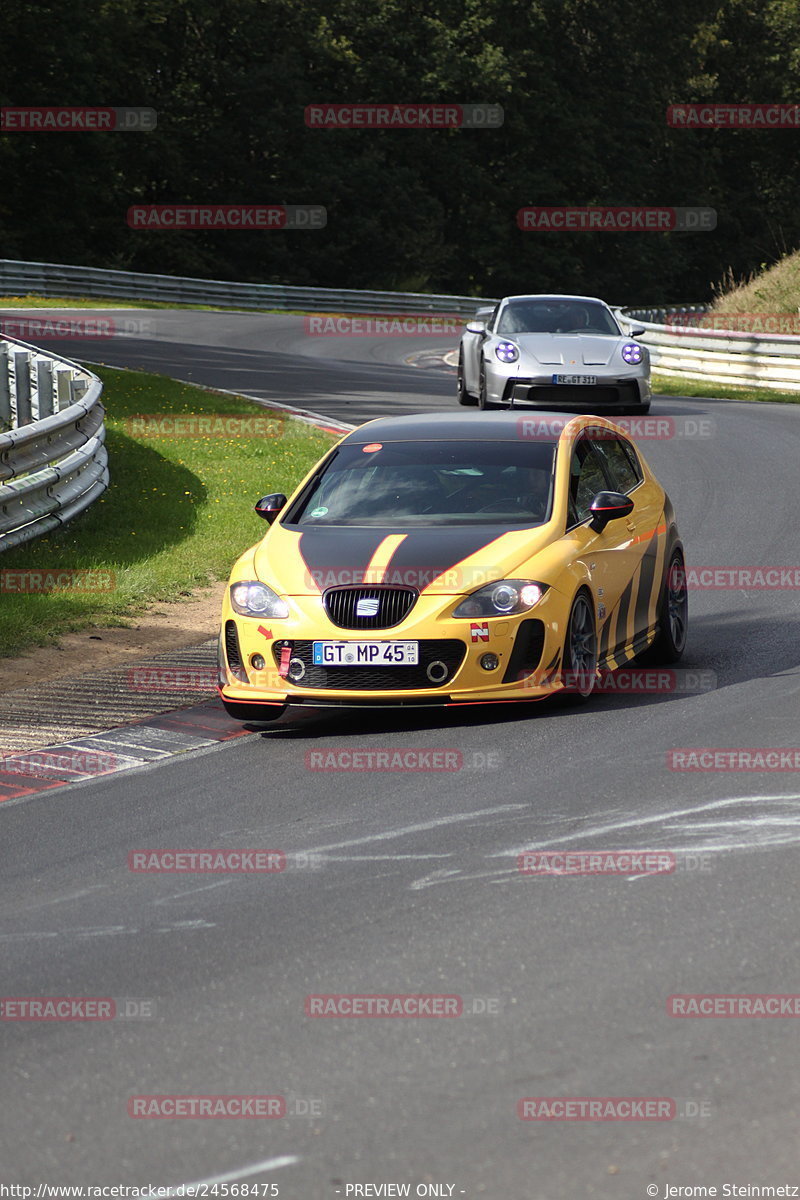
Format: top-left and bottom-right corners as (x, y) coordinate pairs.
(589, 491), (634, 532)
(255, 493), (287, 523)
(629, 326), (646, 337)
(465, 321), (487, 335)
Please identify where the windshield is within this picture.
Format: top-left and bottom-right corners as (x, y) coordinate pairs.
(286, 440), (557, 527)
(496, 299), (621, 336)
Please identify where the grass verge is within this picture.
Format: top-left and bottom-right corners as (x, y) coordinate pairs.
(0, 294), (321, 316)
(652, 372), (800, 404)
(0, 293), (227, 310)
(0, 365), (335, 658)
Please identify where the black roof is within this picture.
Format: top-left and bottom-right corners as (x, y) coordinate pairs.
(343, 411), (577, 444)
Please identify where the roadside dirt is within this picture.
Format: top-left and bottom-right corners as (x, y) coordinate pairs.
(0, 581), (226, 694)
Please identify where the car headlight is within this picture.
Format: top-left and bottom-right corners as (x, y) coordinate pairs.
(621, 342), (644, 365)
(230, 581), (289, 618)
(495, 341), (519, 364)
(452, 580), (548, 618)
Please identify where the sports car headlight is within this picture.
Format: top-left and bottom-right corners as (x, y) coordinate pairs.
(452, 580), (548, 618)
(230, 581), (289, 618)
(621, 342), (644, 365)
(495, 341), (519, 364)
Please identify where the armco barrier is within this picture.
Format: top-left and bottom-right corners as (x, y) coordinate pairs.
(0, 258), (494, 318)
(0, 336), (108, 552)
(619, 306), (800, 391)
(2, 259), (796, 390)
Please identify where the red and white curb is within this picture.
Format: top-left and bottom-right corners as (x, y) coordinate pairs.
(0, 701), (252, 805)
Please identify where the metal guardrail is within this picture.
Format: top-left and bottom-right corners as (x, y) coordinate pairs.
(2, 258), (799, 390)
(619, 307), (800, 391)
(0, 336), (108, 552)
(0, 258), (494, 317)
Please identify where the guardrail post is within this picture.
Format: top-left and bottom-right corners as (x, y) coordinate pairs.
(0, 346), (10, 431)
(36, 359), (55, 419)
(13, 351), (32, 427)
(55, 367), (72, 412)
(70, 377), (89, 403)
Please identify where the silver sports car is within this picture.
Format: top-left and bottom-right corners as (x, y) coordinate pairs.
(457, 294), (651, 414)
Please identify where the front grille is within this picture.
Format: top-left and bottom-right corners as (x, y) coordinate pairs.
(272, 639), (466, 690)
(511, 382), (641, 407)
(323, 585), (418, 630)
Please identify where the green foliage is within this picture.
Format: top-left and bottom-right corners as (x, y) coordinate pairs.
(2, 0), (800, 300)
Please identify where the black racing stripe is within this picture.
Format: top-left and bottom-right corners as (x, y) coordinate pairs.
(298, 530), (388, 589)
(612, 576), (634, 657)
(299, 526), (514, 591)
(633, 532), (660, 634)
(387, 527), (512, 588)
(599, 614), (612, 661)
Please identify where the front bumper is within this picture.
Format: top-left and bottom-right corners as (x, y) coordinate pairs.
(486, 363), (651, 411)
(218, 589), (570, 709)
(508, 379), (650, 411)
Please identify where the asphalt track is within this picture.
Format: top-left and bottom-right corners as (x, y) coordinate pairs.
(1, 310), (799, 1196)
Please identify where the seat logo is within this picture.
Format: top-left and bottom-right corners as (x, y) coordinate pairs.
(356, 597), (380, 617)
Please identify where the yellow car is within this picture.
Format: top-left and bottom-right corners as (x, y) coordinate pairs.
(218, 411), (687, 721)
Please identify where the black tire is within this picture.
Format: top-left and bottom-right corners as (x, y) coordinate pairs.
(645, 548), (688, 663)
(560, 589), (598, 704)
(457, 349), (477, 406)
(478, 358), (494, 410)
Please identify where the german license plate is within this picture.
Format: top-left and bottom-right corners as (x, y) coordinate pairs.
(553, 374), (597, 385)
(312, 641), (419, 666)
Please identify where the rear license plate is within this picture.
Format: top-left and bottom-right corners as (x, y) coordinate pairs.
(553, 374), (598, 385)
(312, 641), (419, 666)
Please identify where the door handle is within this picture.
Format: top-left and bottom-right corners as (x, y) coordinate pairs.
(626, 519), (637, 533)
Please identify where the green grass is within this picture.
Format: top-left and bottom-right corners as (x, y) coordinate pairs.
(652, 371), (800, 404)
(711, 250), (800, 317)
(0, 365), (335, 658)
(0, 293), (316, 316)
(0, 294), (223, 310)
